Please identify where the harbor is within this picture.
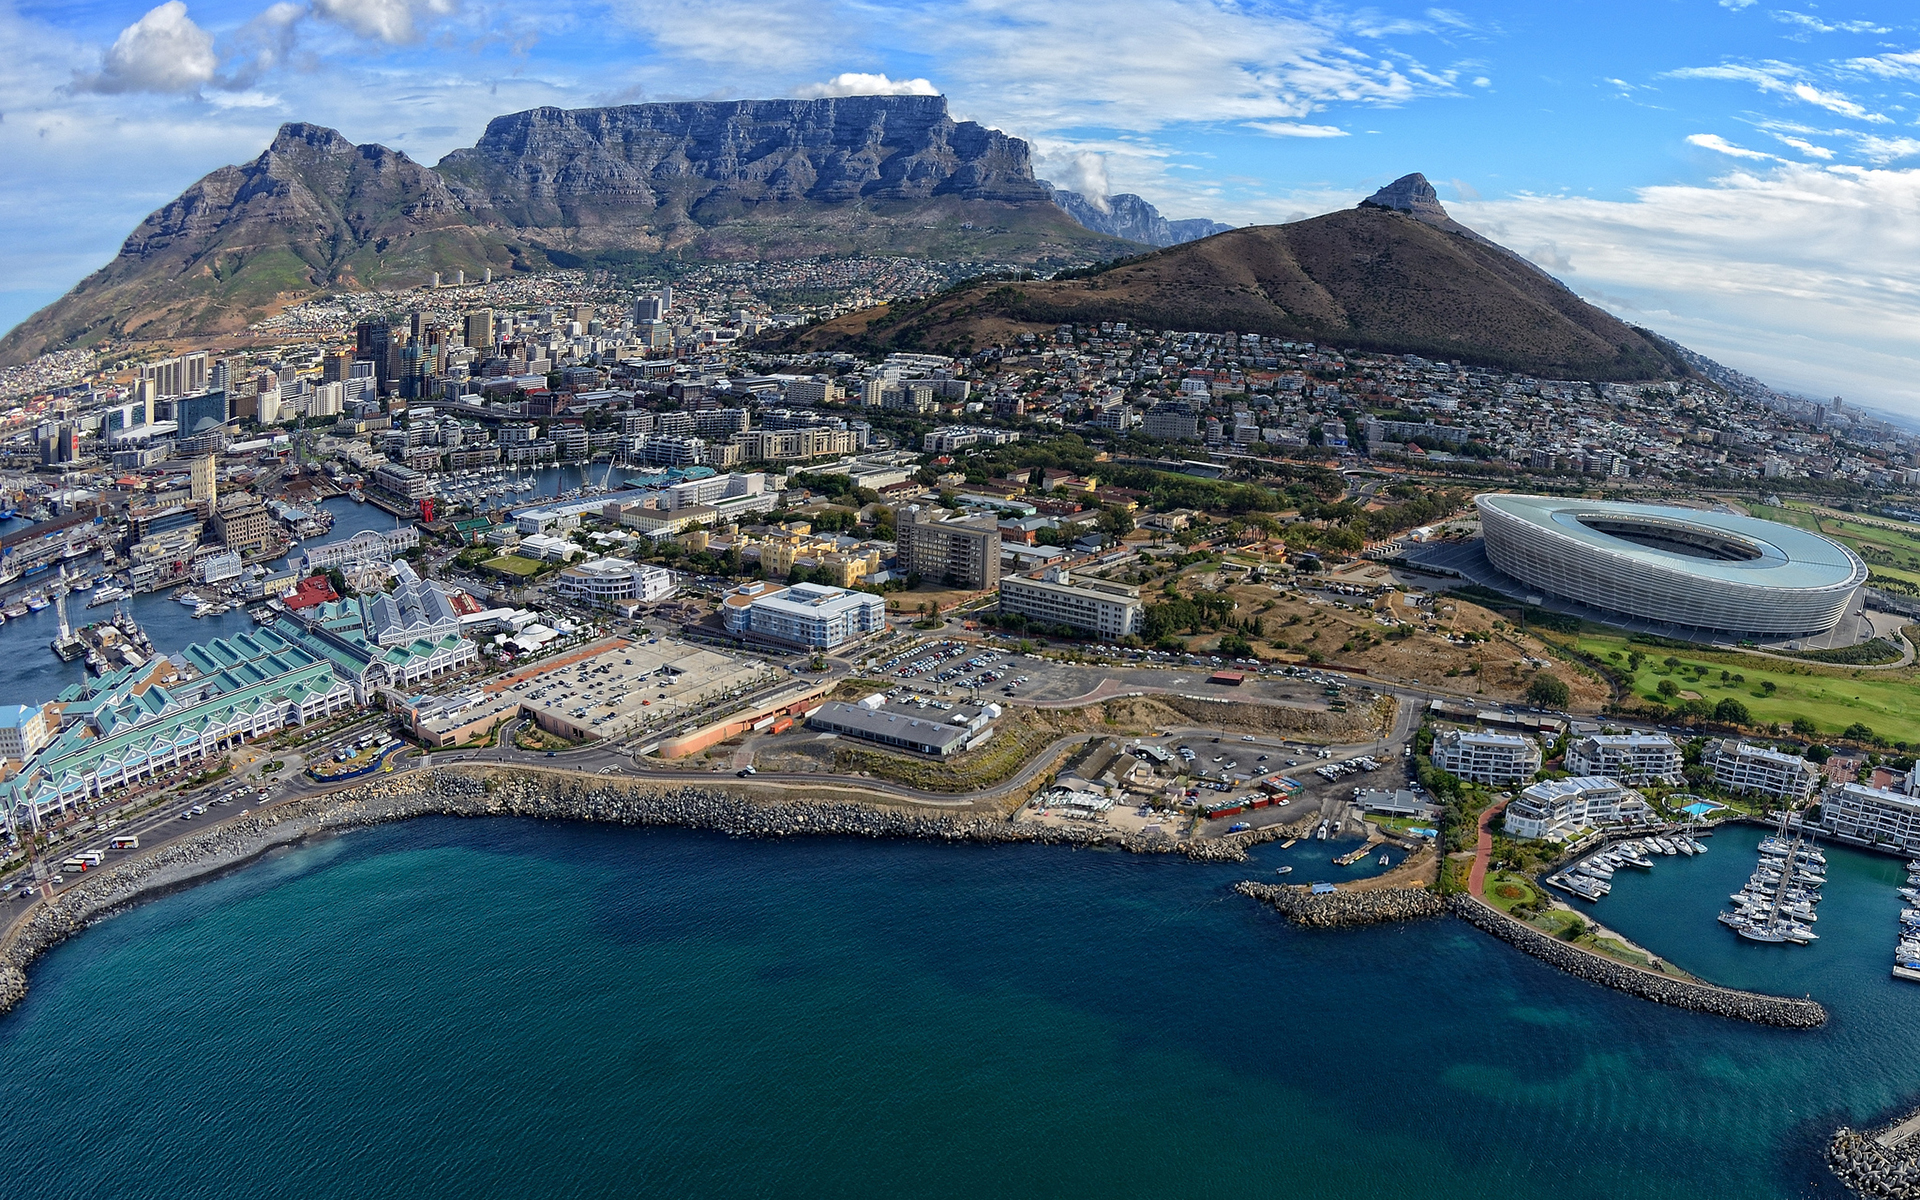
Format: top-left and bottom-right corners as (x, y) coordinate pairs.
(0, 463), (632, 703)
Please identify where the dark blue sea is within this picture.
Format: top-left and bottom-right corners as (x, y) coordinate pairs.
(0, 819), (1909, 1198)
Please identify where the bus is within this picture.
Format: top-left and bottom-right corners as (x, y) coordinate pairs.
(110, 835), (140, 851)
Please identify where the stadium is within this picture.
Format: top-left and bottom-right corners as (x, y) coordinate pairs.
(1475, 494), (1867, 636)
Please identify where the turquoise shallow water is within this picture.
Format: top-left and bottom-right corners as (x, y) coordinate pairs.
(0, 819), (1910, 1198)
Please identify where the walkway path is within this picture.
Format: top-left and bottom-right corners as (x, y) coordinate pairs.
(1467, 798), (1508, 897)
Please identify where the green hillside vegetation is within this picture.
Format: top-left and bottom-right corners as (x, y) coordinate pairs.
(1570, 630), (1920, 745)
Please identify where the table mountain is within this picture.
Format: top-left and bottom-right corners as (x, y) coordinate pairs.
(0, 97), (1135, 365)
(778, 173), (1686, 381)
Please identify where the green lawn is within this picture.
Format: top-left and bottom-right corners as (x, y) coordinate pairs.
(482, 554), (545, 578)
(1573, 631), (1920, 743)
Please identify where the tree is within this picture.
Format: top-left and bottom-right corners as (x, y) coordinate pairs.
(1791, 716), (1817, 736)
(1713, 697), (1751, 725)
(1844, 722), (1876, 742)
(1526, 674), (1571, 709)
(1760, 680), (1776, 695)
(1657, 678), (1679, 698)
(1663, 656), (1682, 670)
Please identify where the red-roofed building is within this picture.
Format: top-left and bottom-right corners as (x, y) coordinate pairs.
(447, 590), (486, 616)
(284, 574), (339, 612)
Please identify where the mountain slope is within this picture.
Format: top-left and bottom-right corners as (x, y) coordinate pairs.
(1044, 188), (1233, 247)
(779, 174), (1685, 381)
(0, 124), (523, 362)
(1, 98), (1138, 366)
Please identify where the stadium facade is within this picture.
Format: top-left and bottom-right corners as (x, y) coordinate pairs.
(1476, 494), (1865, 636)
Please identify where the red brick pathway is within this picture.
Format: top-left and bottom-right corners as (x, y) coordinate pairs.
(1467, 799), (1509, 896)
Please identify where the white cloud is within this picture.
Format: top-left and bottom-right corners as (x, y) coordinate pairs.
(1455, 164), (1920, 411)
(1771, 133), (1835, 159)
(1843, 50), (1920, 81)
(1790, 81), (1888, 123)
(1719, 0), (1757, 8)
(310, 0), (458, 44)
(1771, 11), (1888, 35)
(795, 73), (939, 98)
(1687, 133), (1780, 160)
(1850, 135), (1920, 163)
(1042, 150), (1113, 205)
(1245, 121), (1349, 137)
(73, 2), (216, 95)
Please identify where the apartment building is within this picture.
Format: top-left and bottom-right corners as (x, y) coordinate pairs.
(720, 581), (886, 649)
(898, 506), (1001, 590)
(1504, 776), (1652, 840)
(1705, 739), (1821, 802)
(555, 558), (677, 606)
(1824, 782), (1920, 853)
(1429, 729), (1542, 786)
(1564, 732), (1684, 786)
(996, 567), (1142, 638)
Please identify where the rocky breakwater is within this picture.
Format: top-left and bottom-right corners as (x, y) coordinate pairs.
(1235, 880), (1444, 927)
(1447, 895), (1827, 1028)
(0, 766), (1299, 1016)
(1828, 1112), (1920, 1198)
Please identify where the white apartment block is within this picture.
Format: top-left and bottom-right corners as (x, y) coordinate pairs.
(1504, 776), (1651, 840)
(1564, 732), (1683, 786)
(721, 581), (887, 649)
(1429, 729), (1542, 786)
(1706, 739), (1820, 803)
(996, 568), (1142, 638)
(1824, 782), (1920, 854)
(555, 558), (677, 606)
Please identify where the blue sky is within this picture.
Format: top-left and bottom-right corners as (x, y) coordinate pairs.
(6, 0), (1920, 408)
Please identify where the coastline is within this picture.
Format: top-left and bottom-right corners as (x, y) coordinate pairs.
(0, 764), (1317, 1017)
(1446, 893), (1828, 1028)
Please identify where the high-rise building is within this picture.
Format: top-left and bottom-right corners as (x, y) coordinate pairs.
(464, 309), (494, 350)
(190, 454), (217, 504)
(322, 349), (353, 383)
(176, 391), (229, 438)
(355, 318), (393, 390)
(898, 506), (1000, 590)
(633, 296), (664, 323)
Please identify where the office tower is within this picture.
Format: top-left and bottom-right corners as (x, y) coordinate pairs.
(465, 309), (494, 350)
(190, 454), (217, 504)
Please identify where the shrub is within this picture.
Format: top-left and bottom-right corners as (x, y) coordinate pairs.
(1526, 673), (1571, 708)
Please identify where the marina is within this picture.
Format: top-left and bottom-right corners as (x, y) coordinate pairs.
(1719, 819), (1825, 946)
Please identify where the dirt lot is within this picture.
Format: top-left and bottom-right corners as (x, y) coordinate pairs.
(1159, 577), (1609, 710)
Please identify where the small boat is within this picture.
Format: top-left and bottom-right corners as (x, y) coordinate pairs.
(176, 590), (201, 606)
(1378, 853), (1391, 866)
(1275, 865), (1293, 875)
(87, 585), (128, 607)
(23, 594), (47, 611)
(2, 603), (27, 619)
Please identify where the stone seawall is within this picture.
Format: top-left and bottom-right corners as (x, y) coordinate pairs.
(1447, 895), (1827, 1028)
(0, 767), (1307, 1018)
(1828, 1113), (1920, 1198)
(1235, 880), (1444, 927)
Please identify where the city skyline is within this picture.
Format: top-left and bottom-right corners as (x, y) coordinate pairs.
(5, 0), (1920, 407)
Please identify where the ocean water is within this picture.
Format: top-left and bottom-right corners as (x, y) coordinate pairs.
(0, 819), (1909, 1198)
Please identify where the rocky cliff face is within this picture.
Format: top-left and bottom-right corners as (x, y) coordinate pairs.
(1045, 187), (1233, 248)
(438, 96), (1053, 240)
(1, 97), (1136, 362)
